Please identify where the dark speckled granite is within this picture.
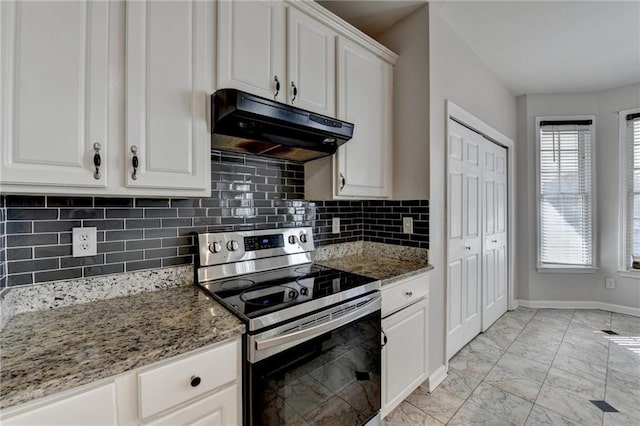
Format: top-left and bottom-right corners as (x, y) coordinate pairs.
(0, 285), (244, 410)
(318, 255), (433, 285)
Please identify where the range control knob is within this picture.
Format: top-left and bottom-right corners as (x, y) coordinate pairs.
(288, 290), (298, 299)
(300, 287), (309, 296)
(300, 234), (308, 243)
(208, 242), (222, 253)
(288, 235), (297, 245)
(226, 240), (239, 252)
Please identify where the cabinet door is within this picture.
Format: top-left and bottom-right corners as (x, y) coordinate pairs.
(287, 7), (335, 116)
(336, 37), (392, 198)
(0, 1), (109, 189)
(2, 383), (117, 426)
(217, 1), (285, 101)
(125, 0), (211, 193)
(381, 299), (429, 416)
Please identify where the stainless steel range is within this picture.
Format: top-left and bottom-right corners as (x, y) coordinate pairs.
(195, 227), (382, 426)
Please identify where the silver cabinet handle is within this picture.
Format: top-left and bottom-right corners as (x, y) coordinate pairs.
(131, 145), (139, 180)
(405, 291), (413, 297)
(491, 239), (498, 243)
(93, 143), (102, 180)
(291, 81), (297, 103)
(339, 173), (345, 191)
(465, 246), (471, 250)
(274, 76), (280, 99)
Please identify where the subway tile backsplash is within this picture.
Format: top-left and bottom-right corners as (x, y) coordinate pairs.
(0, 152), (428, 288)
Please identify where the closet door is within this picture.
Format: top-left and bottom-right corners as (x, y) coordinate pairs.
(447, 120), (483, 359)
(482, 140), (508, 330)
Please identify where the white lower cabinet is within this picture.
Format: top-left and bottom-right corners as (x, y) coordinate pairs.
(1, 337), (241, 426)
(381, 273), (430, 417)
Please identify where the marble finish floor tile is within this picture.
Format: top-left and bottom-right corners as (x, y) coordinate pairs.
(551, 351), (607, 384)
(466, 382), (533, 425)
(607, 338), (640, 376)
(447, 400), (512, 426)
(436, 367), (481, 399)
(506, 340), (557, 367)
(448, 346), (501, 380)
(610, 313), (640, 335)
(543, 366), (605, 400)
(496, 352), (549, 383)
(570, 309), (612, 330)
(481, 323), (522, 350)
(604, 385), (640, 421)
(556, 338), (609, 368)
(535, 382), (603, 426)
(603, 411), (640, 426)
(404, 386), (465, 424)
(525, 404), (582, 426)
(483, 364), (544, 402)
(383, 401), (443, 426)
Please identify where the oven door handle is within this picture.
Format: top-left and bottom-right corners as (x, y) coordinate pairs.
(254, 296), (381, 352)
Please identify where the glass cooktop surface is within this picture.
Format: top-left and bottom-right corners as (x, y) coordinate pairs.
(199, 263), (377, 320)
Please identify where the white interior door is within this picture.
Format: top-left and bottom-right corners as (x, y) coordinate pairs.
(482, 140), (508, 330)
(447, 120), (483, 359)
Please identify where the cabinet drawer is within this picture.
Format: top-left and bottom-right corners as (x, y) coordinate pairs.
(2, 383), (117, 426)
(382, 273), (429, 317)
(138, 339), (239, 420)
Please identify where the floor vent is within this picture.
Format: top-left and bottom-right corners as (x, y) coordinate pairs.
(590, 400), (619, 412)
(601, 330), (619, 335)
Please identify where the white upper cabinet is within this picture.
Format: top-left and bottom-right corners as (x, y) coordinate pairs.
(335, 37), (393, 198)
(125, 0), (212, 192)
(0, 1), (109, 189)
(217, 1), (286, 101)
(287, 7), (336, 116)
(217, 2), (335, 117)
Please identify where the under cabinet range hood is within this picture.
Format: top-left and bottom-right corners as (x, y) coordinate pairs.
(211, 89), (354, 162)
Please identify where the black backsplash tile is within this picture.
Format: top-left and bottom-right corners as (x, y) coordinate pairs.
(0, 152), (429, 287)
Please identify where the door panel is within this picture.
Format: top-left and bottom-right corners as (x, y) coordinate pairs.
(446, 120), (483, 358)
(481, 140), (508, 331)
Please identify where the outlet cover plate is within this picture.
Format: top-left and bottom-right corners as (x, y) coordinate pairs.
(605, 277), (616, 289)
(403, 217), (414, 234)
(72, 227), (97, 257)
(332, 217), (340, 234)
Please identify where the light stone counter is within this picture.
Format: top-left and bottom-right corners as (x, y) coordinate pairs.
(0, 268), (244, 410)
(313, 241), (433, 285)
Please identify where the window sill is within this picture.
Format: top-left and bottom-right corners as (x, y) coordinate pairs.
(537, 266), (598, 274)
(619, 270), (640, 279)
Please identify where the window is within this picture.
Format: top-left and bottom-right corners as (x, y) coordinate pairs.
(536, 116), (596, 270)
(620, 108), (640, 273)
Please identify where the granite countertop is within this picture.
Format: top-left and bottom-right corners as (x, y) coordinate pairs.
(317, 254), (433, 285)
(0, 285), (244, 410)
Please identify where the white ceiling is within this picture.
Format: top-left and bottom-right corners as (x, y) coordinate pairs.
(317, 0), (427, 37)
(319, 1), (640, 96)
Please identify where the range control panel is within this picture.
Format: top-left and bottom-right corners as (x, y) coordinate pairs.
(198, 227), (314, 267)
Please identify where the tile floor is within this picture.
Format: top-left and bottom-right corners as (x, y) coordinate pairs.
(384, 307), (640, 425)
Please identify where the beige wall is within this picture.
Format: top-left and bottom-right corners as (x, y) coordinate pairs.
(517, 83), (640, 310)
(376, 5), (430, 200)
(428, 3), (517, 374)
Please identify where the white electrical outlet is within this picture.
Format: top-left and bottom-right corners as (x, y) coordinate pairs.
(403, 217), (414, 234)
(605, 277), (616, 289)
(72, 227), (97, 257)
(332, 217), (340, 234)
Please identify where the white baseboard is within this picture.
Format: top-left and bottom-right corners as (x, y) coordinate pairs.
(516, 299), (640, 317)
(426, 365), (447, 392)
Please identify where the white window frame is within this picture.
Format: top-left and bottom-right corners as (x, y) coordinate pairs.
(618, 107), (640, 278)
(535, 115), (597, 273)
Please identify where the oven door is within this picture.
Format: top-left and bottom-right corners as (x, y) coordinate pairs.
(246, 293), (381, 426)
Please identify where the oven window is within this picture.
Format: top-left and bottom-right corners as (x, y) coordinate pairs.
(248, 311), (381, 426)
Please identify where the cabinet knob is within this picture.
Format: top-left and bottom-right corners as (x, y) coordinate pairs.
(274, 76), (280, 99)
(339, 173), (346, 191)
(291, 81), (298, 103)
(381, 330), (388, 348)
(131, 145), (139, 180)
(190, 376), (201, 387)
(491, 239), (498, 243)
(93, 143), (102, 180)
(405, 291), (413, 297)
(465, 246), (471, 250)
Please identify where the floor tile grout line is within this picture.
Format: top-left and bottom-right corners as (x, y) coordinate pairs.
(521, 308), (575, 425)
(443, 307), (539, 425)
(601, 311), (612, 426)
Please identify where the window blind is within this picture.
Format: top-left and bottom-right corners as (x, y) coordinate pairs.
(626, 116), (640, 259)
(538, 122), (594, 267)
